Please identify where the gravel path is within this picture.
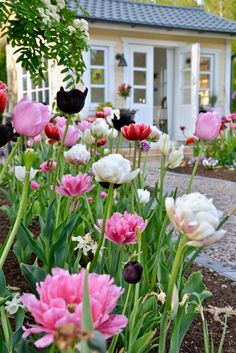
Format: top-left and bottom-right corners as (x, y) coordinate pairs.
(146, 162), (236, 269)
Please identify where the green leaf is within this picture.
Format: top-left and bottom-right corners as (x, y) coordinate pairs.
(81, 269), (93, 353)
(129, 331), (155, 353)
(21, 264), (47, 295)
(0, 270), (6, 297)
(88, 331), (107, 353)
(20, 223), (46, 262)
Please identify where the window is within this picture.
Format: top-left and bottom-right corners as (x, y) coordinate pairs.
(199, 55), (214, 107)
(180, 52), (192, 105)
(90, 47), (108, 104)
(133, 52), (147, 104)
(19, 61), (50, 105)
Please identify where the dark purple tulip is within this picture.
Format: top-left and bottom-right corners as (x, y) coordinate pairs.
(0, 122), (15, 147)
(56, 86), (88, 114)
(124, 261), (143, 284)
(112, 114), (135, 131)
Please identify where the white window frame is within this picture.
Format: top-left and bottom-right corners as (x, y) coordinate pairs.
(83, 40), (115, 114)
(17, 61), (52, 105)
(199, 49), (220, 107)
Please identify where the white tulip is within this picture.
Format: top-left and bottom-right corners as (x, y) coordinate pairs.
(64, 144), (90, 165)
(137, 189), (150, 204)
(14, 166), (37, 182)
(103, 148), (110, 156)
(165, 192), (226, 247)
(168, 145), (185, 169)
(107, 128), (118, 139)
(158, 133), (170, 155)
(92, 153), (140, 185)
(83, 130), (95, 146)
(148, 125), (162, 142)
(90, 118), (110, 139)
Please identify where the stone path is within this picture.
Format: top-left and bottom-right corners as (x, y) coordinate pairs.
(146, 162), (236, 275)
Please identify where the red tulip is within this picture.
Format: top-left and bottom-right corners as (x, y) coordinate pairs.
(45, 124), (60, 141)
(121, 123), (152, 141)
(0, 82), (8, 113)
(186, 137), (197, 145)
(96, 112), (105, 118)
(97, 138), (107, 147)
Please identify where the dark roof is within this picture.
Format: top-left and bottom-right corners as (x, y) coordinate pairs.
(77, 0), (236, 35)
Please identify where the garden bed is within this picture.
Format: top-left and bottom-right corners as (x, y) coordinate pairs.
(171, 161), (236, 182)
(1, 192), (235, 352)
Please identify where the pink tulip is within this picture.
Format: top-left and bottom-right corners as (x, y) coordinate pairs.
(0, 81), (8, 113)
(55, 116), (67, 128)
(87, 196), (94, 203)
(40, 160), (57, 173)
(34, 134), (42, 143)
(100, 191), (107, 199)
(13, 96), (51, 137)
(56, 174), (94, 198)
(103, 107), (113, 117)
(78, 119), (91, 132)
(31, 181), (40, 190)
(59, 125), (79, 147)
(21, 268), (128, 348)
(97, 211), (147, 244)
(27, 139), (33, 148)
(231, 122), (236, 130)
(194, 112), (221, 141)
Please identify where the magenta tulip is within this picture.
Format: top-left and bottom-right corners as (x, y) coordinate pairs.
(194, 112), (221, 141)
(13, 96), (51, 137)
(59, 125), (79, 147)
(0, 81), (8, 113)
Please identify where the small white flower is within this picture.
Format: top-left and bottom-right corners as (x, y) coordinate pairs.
(168, 144), (184, 169)
(92, 154), (139, 185)
(165, 192), (226, 247)
(157, 289), (166, 305)
(158, 133), (170, 155)
(72, 233), (97, 256)
(137, 189), (150, 204)
(148, 126), (162, 142)
(64, 144), (90, 165)
(202, 157), (218, 170)
(14, 166), (37, 182)
(90, 119), (110, 139)
(83, 130), (96, 146)
(5, 294), (24, 315)
(107, 128), (118, 139)
(68, 25), (76, 34)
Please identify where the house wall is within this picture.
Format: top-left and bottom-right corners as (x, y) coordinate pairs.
(7, 25), (229, 118)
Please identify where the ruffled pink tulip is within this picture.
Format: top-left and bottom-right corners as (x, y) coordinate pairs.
(56, 174), (94, 198)
(78, 120), (91, 132)
(55, 116), (67, 128)
(194, 112), (221, 141)
(31, 181), (40, 190)
(0, 81), (8, 113)
(97, 211), (147, 244)
(59, 125), (79, 147)
(13, 96), (51, 137)
(21, 268), (128, 348)
(40, 160), (57, 173)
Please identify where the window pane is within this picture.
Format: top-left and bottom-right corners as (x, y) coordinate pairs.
(134, 89), (146, 104)
(134, 53), (146, 68)
(134, 70), (146, 85)
(23, 76), (27, 91)
(44, 90), (50, 105)
(91, 88), (105, 103)
(32, 91), (37, 101)
(91, 49), (104, 66)
(182, 88), (191, 104)
(200, 56), (210, 71)
(91, 69), (105, 84)
(183, 71), (191, 87)
(199, 90), (210, 106)
(38, 91), (43, 103)
(182, 53), (191, 69)
(200, 74), (210, 89)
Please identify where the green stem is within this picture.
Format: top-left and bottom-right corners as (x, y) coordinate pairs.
(132, 141), (138, 170)
(159, 154), (166, 221)
(134, 228), (142, 305)
(52, 114), (72, 192)
(0, 137), (22, 185)
(137, 142), (142, 188)
(158, 236), (188, 353)
(0, 169), (30, 269)
(90, 183), (114, 272)
(116, 131), (122, 153)
(0, 306), (10, 346)
(84, 195), (95, 224)
(186, 145), (203, 194)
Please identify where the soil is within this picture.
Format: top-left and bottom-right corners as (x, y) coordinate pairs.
(171, 161), (236, 182)
(0, 194), (235, 352)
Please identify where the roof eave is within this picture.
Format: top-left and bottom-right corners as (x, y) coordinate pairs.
(79, 16), (236, 37)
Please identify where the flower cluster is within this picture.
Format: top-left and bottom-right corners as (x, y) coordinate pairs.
(118, 83), (132, 98)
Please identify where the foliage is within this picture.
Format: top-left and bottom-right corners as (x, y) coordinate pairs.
(0, 0), (89, 88)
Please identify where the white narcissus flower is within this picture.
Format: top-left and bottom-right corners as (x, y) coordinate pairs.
(72, 233), (97, 256)
(137, 189), (150, 204)
(148, 125), (162, 142)
(90, 119), (110, 139)
(5, 293), (24, 315)
(158, 133), (170, 155)
(168, 145), (185, 169)
(14, 166), (37, 182)
(64, 144), (90, 165)
(165, 192), (226, 247)
(83, 130), (96, 146)
(92, 154), (140, 185)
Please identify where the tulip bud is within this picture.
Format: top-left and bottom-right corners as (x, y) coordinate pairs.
(56, 86), (88, 114)
(23, 148), (37, 172)
(124, 261), (143, 284)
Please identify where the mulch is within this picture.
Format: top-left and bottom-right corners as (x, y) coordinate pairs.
(171, 162), (236, 183)
(0, 193), (235, 352)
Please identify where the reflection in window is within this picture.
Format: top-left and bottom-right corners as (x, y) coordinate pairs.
(199, 55), (213, 106)
(134, 89), (146, 104)
(134, 52), (146, 68)
(21, 62), (50, 105)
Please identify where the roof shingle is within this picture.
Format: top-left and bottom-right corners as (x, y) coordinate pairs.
(77, 0), (236, 35)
